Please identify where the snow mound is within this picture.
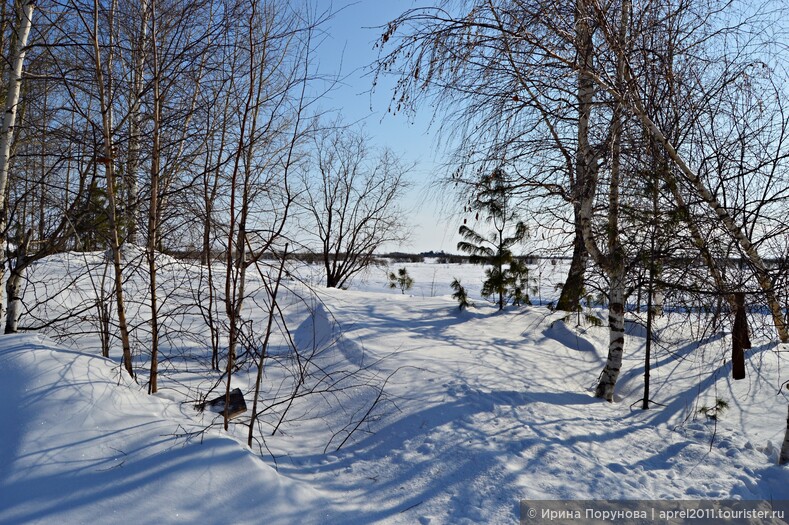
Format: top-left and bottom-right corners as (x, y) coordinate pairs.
(0, 334), (331, 525)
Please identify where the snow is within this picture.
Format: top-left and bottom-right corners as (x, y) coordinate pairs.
(0, 333), (330, 525)
(2, 256), (789, 524)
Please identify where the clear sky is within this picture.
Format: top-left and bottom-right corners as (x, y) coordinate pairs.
(311, 0), (463, 253)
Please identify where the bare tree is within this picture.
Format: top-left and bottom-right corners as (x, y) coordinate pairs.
(219, 0), (316, 430)
(300, 125), (410, 289)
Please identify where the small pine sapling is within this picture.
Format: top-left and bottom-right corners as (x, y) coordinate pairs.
(456, 168), (528, 310)
(451, 277), (472, 310)
(507, 259), (532, 306)
(698, 398), (729, 420)
(388, 267), (414, 294)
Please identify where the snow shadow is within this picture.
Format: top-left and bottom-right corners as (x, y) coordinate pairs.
(541, 320), (599, 354)
(278, 387), (535, 523)
(277, 386), (660, 523)
(293, 302), (367, 367)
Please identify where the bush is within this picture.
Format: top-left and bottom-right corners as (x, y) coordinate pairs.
(388, 267), (414, 294)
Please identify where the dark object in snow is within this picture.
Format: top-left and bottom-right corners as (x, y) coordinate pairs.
(781, 387), (789, 465)
(732, 292), (750, 380)
(196, 388), (247, 419)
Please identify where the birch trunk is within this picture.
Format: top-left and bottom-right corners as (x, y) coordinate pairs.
(574, 0), (630, 401)
(593, 0), (630, 401)
(0, 0), (34, 321)
(597, 267), (626, 401)
(4, 228), (30, 333)
(124, 0), (148, 246)
(147, 0), (161, 394)
(91, 0), (134, 378)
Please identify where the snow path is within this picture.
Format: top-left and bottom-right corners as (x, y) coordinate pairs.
(271, 290), (789, 523)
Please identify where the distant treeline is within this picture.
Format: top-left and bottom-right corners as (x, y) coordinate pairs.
(159, 248), (786, 270)
(382, 252), (542, 265)
(160, 248), (549, 265)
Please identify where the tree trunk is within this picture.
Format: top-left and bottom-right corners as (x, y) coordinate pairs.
(4, 228), (30, 333)
(224, 2), (261, 429)
(596, 266), (625, 401)
(731, 292), (749, 381)
(147, 1), (160, 394)
(0, 0), (35, 322)
(579, 0), (629, 401)
(779, 403), (789, 465)
(248, 244), (288, 447)
(91, 0), (134, 379)
(124, 0), (147, 246)
(556, 222), (587, 312)
(642, 258), (654, 409)
(4, 268), (24, 333)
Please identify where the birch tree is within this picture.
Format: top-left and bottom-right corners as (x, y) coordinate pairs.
(220, 0), (314, 430)
(0, 0), (35, 321)
(569, 0), (789, 343)
(375, 0), (590, 312)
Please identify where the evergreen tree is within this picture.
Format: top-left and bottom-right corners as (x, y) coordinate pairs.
(457, 168), (527, 310)
(451, 277), (472, 310)
(506, 258), (531, 306)
(388, 267), (414, 294)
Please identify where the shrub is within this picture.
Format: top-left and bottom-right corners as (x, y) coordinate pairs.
(388, 267), (414, 294)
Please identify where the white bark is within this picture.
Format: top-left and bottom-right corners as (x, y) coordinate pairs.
(5, 266), (23, 333)
(4, 229), (30, 333)
(596, 269), (625, 401)
(0, 0), (35, 320)
(125, 0), (148, 246)
(0, 0), (34, 206)
(576, 0), (630, 401)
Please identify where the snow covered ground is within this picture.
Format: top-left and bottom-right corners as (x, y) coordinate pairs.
(2, 255), (789, 524)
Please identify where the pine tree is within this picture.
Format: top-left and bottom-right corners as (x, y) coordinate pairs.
(388, 267), (414, 294)
(457, 168), (527, 310)
(451, 277), (472, 310)
(507, 258), (531, 306)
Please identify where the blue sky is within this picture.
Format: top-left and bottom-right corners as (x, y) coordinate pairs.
(311, 0), (462, 253)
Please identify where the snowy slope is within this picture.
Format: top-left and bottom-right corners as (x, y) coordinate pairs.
(3, 257), (789, 524)
(0, 333), (330, 525)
